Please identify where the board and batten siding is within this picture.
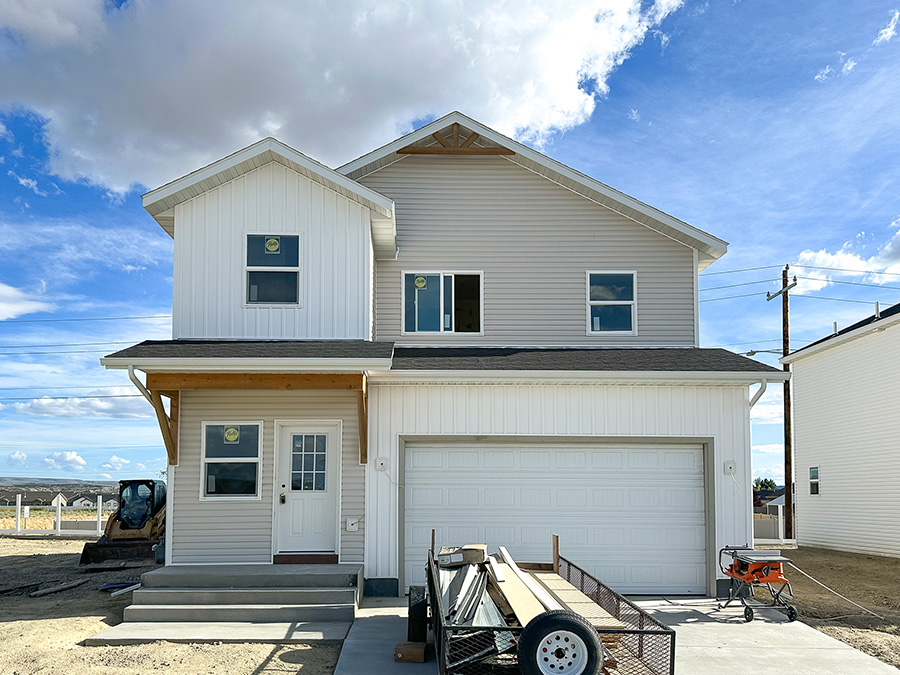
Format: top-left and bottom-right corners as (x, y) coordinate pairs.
(173, 161), (373, 339)
(170, 390), (365, 564)
(365, 382), (752, 586)
(358, 156), (697, 346)
(791, 325), (900, 558)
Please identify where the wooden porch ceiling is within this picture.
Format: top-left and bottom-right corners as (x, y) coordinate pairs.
(146, 372), (369, 465)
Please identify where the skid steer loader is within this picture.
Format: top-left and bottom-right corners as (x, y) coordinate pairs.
(79, 479), (166, 565)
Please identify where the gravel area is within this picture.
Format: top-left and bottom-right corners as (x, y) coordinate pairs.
(0, 537), (340, 675)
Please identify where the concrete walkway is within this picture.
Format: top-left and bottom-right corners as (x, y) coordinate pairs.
(637, 598), (898, 674)
(334, 597), (436, 675)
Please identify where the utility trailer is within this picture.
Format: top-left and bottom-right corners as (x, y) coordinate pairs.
(419, 541), (675, 675)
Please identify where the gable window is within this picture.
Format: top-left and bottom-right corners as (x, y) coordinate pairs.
(809, 466), (819, 495)
(403, 272), (482, 333)
(201, 422), (262, 499)
(587, 272), (636, 334)
(246, 235), (299, 304)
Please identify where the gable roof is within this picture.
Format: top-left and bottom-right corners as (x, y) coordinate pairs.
(782, 300), (900, 364)
(338, 111), (728, 270)
(141, 138), (397, 259)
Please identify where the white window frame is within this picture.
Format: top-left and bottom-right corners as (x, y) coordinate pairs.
(400, 270), (485, 336)
(243, 233), (301, 308)
(200, 420), (264, 501)
(585, 270), (637, 336)
(809, 466), (820, 496)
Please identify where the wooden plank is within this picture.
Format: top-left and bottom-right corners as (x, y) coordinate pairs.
(532, 572), (627, 631)
(146, 372), (364, 391)
(452, 123), (460, 147)
(552, 534), (560, 574)
(394, 642), (426, 663)
(499, 546), (562, 611)
(357, 373), (368, 464)
(432, 131), (451, 147)
(489, 562), (545, 626)
(29, 579), (87, 597)
(460, 131), (480, 148)
(397, 146), (515, 155)
(150, 389), (177, 465)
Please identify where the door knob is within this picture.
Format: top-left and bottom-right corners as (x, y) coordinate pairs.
(280, 492), (286, 504)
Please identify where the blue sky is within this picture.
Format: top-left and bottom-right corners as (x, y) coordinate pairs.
(1, 1), (898, 484)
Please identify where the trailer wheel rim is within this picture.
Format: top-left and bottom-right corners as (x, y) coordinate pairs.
(535, 630), (588, 674)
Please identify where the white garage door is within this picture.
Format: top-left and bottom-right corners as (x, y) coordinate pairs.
(403, 442), (707, 594)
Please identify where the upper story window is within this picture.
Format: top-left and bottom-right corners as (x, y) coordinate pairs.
(809, 466), (820, 495)
(246, 235), (299, 305)
(586, 272), (636, 334)
(403, 272), (482, 334)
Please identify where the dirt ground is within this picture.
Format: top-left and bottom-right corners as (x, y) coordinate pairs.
(762, 546), (900, 669)
(0, 537), (340, 675)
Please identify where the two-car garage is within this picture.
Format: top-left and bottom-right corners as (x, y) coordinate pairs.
(402, 440), (709, 594)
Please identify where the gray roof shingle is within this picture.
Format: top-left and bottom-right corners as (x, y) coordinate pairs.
(104, 340), (395, 360)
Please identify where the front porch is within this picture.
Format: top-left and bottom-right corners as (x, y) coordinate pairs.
(87, 563), (363, 646)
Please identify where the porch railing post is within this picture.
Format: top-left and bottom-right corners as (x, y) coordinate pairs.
(96, 496), (104, 535)
(55, 499), (62, 535)
(777, 504), (784, 542)
(15, 493), (21, 533)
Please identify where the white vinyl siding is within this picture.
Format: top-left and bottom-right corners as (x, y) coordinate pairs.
(791, 324), (900, 558)
(366, 381), (753, 592)
(404, 441), (706, 594)
(170, 390), (364, 564)
(359, 156), (696, 346)
(172, 161), (373, 339)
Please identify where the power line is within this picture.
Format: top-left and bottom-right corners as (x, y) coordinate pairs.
(700, 278), (780, 292)
(793, 295), (889, 305)
(699, 291), (765, 303)
(0, 341), (133, 349)
(0, 394), (145, 402)
(1, 314), (171, 324)
(700, 265), (783, 277)
(793, 264), (900, 277)
(795, 276), (900, 292)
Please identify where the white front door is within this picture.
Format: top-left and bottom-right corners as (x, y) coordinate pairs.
(275, 422), (340, 553)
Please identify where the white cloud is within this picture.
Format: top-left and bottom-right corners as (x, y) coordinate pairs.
(0, 0), (108, 49)
(7, 450), (27, 466)
(11, 390), (154, 419)
(0, 281), (54, 320)
(0, 0), (685, 194)
(753, 464), (785, 482)
(43, 450), (87, 471)
(752, 444), (783, 455)
(99, 454), (130, 471)
(628, 108), (641, 122)
(814, 65), (833, 83)
(136, 462), (146, 471)
(842, 58), (857, 74)
(873, 9), (899, 45)
(0, 121), (11, 141)
(99, 473), (112, 480)
(7, 170), (48, 196)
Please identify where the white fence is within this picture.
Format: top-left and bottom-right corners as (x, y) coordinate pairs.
(753, 504), (797, 546)
(0, 494), (107, 537)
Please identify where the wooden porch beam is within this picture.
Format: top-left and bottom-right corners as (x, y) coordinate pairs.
(150, 390), (179, 465)
(357, 373), (368, 464)
(460, 131), (480, 148)
(432, 131), (451, 147)
(397, 146), (514, 156)
(146, 372), (364, 391)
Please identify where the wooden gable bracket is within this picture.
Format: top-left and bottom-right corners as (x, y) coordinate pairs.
(398, 122), (515, 156)
(149, 390), (179, 466)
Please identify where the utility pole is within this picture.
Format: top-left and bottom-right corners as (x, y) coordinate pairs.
(767, 265), (797, 539)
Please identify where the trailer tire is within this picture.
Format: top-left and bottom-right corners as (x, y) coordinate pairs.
(518, 610), (602, 675)
(408, 585), (428, 642)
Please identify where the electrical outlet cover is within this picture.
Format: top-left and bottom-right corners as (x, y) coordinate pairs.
(724, 461), (736, 475)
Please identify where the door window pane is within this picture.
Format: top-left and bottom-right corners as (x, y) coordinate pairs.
(291, 434), (326, 491)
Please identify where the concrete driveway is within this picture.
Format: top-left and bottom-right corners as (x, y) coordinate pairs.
(335, 596), (897, 674)
(638, 598), (898, 674)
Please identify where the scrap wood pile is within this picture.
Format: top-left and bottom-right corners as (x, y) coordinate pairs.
(433, 543), (628, 675)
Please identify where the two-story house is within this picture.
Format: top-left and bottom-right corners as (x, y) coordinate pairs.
(102, 112), (784, 598)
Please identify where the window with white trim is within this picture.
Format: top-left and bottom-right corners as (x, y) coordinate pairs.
(403, 272), (482, 333)
(809, 466), (819, 495)
(201, 422), (262, 498)
(587, 272), (636, 334)
(246, 235), (299, 304)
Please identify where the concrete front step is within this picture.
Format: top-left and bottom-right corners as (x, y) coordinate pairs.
(132, 586), (357, 606)
(124, 602), (355, 623)
(85, 621), (352, 646)
(141, 563), (362, 589)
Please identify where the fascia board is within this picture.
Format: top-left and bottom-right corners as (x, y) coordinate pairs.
(782, 312), (900, 365)
(100, 357), (394, 373)
(371, 370), (790, 385)
(142, 138), (395, 216)
(337, 111), (727, 259)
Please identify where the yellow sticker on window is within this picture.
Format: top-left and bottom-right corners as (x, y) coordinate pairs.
(224, 426), (240, 444)
(414, 276), (427, 289)
(265, 237), (280, 253)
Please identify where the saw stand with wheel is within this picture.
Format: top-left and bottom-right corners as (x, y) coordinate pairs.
(718, 545), (799, 622)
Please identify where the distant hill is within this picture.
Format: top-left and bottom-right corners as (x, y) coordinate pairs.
(0, 476), (117, 486)
(0, 476), (119, 494)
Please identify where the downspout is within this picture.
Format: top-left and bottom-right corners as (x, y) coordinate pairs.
(749, 378), (767, 409)
(128, 365), (153, 404)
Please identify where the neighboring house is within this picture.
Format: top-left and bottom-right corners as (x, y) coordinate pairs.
(103, 497), (119, 510)
(783, 301), (900, 558)
(0, 492), (16, 506)
(101, 111), (784, 596)
(69, 494), (98, 508)
(18, 492), (67, 507)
